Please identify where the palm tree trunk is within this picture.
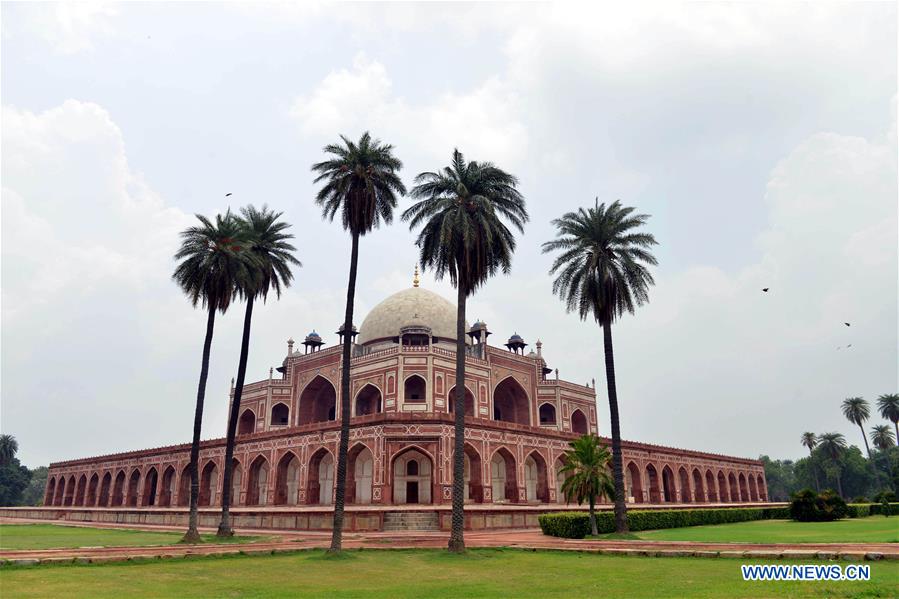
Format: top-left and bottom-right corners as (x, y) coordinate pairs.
(183, 303), (216, 543)
(601, 322), (629, 533)
(834, 467), (844, 498)
(330, 231), (359, 553)
(589, 495), (598, 536)
(858, 424), (872, 459)
(809, 450), (820, 492)
(448, 287), (467, 553)
(217, 295), (255, 537)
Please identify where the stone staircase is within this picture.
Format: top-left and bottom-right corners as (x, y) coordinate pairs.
(382, 511), (440, 531)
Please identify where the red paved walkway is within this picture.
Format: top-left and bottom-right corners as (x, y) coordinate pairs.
(1, 518), (896, 564)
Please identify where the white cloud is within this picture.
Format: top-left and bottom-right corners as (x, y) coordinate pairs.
(11, 2), (119, 54)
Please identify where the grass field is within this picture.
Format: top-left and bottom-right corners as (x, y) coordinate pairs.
(594, 517), (899, 544)
(0, 524), (262, 551)
(1, 549), (897, 598)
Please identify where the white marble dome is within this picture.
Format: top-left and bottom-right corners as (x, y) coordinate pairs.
(356, 286), (470, 345)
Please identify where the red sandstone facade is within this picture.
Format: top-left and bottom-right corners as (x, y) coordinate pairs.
(44, 284), (767, 516)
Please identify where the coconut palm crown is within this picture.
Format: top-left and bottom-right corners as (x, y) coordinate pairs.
(816, 432), (848, 497)
(841, 397), (872, 457)
(559, 434), (615, 536)
(217, 205), (300, 537)
(870, 424), (896, 452)
(800, 432), (817, 452)
(0, 434), (19, 466)
(876, 393), (899, 440)
(542, 199), (657, 535)
(403, 148), (528, 553)
(312, 132), (405, 554)
(172, 210), (255, 543)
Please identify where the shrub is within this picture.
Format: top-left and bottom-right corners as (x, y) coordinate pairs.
(539, 506), (792, 539)
(852, 496), (869, 504)
(872, 490), (897, 503)
(870, 502), (898, 517)
(538, 512), (591, 539)
(846, 504), (870, 518)
(790, 489), (847, 522)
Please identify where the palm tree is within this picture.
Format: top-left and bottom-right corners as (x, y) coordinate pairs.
(403, 148), (527, 553)
(559, 435), (615, 536)
(0, 435), (18, 466)
(816, 432), (847, 497)
(173, 211), (253, 543)
(542, 199), (657, 534)
(216, 205), (300, 537)
(841, 397), (872, 458)
(800, 432), (820, 491)
(312, 132), (405, 553)
(870, 424), (896, 452)
(876, 393), (899, 441)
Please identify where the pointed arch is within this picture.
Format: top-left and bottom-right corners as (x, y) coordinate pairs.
(460, 443), (484, 503)
(524, 451), (549, 503)
(64, 475), (76, 506)
(270, 403), (290, 427)
(98, 472), (112, 507)
(661, 466), (676, 503)
(493, 377), (530, 426)
(392, 446), (433, 504)
(554, 456), (568, 503)
(178, 465), (191, 507)
(728, 472), (739, 502)
(704, 470), (717, 502)
(298, 375), (337, 425)
(142, 467), (159, 506)
(538, 403), (557, 425)
(692, 468), (705, 503)
(677, 466), (691, 503)
(348, 443), (374, 504)
(626, 461), (644, 503)
(125, 469), (141, 506)
(757, 474), (767, 501)
(307, 448), (334, 505)
(738, 472), (748, 502)
(45, 476), (56, 506)
(570, 409), (588, 434)
(717, 470), (729, 502)
(86, 473), (99, 506)
(490, 447), (518, 503)
(354, 384), (383, 417)
(447, 385), (475, 417)
(645, 463), (661, 503)
(229, 458), (242, 507)
(159, 466), (176, 507)
(238, 408), (256, 435)
(198, 461), (219, 506)
(403, 374), (427, 403)
(247, 455), (270, 506)
(74, 474), (87, 506)
(748, 472), (759, 501)
(111, 471), (126, 506)
(275, 451), (302, 505)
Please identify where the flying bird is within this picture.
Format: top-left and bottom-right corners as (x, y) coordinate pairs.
(762, 288), (769, 292)
(844, 322), (850, 327)
(225, 193), (232, 197)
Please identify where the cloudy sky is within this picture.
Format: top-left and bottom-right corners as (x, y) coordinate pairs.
(2, 2), (896, 468)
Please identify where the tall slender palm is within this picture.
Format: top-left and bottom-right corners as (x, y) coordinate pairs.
(0, 435), (18, 466)
(542, 199), (657, 534)
(800, 432), (820, 491)
(173, 211), (253, 543)
(403, 148), (527, 553)
(816, 432), (847, 497)
(870, 424), (896, 452)
(559, 434), (615, 536)
(216, 205), (300, 537)
(841, 397), (872, 458)
(876, 393), (899, 441)
(312, 132), (405, 553)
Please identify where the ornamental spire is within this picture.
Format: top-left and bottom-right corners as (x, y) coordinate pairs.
(413, 264), (420, 287)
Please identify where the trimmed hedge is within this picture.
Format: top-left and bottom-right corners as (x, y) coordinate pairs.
(539, 507), (790, 539)
(790, 489), (847, 522)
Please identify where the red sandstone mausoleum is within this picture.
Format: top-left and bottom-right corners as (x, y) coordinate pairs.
(40, 277), (768, 531)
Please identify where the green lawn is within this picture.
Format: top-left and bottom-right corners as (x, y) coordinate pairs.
(0, 524), (263, 551)
(595, 517), (899, 544)
(2, 549), (897, 598)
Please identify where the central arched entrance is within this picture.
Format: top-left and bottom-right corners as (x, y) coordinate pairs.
(392, 448), (432, 504)
(298, 376), (337, 425)
(493, 378), (530, 425)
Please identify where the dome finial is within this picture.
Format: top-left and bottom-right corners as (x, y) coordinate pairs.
(413, 264), (420, 287)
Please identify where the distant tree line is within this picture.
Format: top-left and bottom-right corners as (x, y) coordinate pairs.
(0, 435), (48, 507)
(761, 394), (899, 502)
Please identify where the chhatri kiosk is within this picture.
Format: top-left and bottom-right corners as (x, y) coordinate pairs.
(42, 273), (767, 530)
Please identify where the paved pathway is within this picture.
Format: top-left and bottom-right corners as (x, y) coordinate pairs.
(1, 518), (896, 564)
